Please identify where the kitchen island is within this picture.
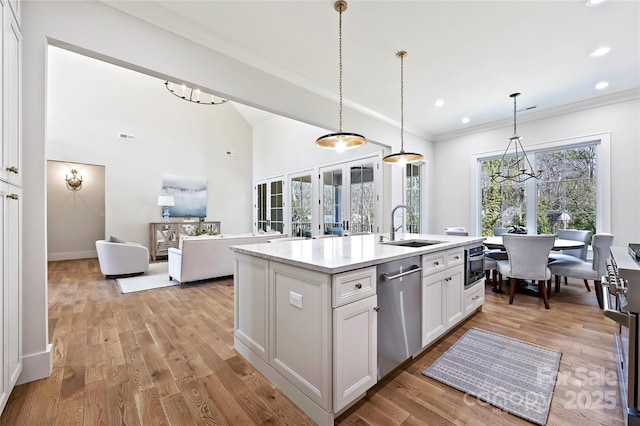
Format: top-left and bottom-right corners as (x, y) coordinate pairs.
(231, 233), (485, 425)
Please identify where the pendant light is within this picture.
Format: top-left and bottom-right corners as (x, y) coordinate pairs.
(491, 92), (542, 183)
(383, 51), (424, 165)
(315, 1), (367, 151)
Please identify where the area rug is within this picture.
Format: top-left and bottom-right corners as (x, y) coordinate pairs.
(116, 262), (178, 294)
(422, 328), (561, 425)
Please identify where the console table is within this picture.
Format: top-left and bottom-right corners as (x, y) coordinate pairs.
(149, 221), (221, 260)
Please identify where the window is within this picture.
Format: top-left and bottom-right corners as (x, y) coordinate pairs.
(290, 174), (313, 237)
(255, 178), (284, 233)
(405, 163), (422, 233)
(480, 142), (598, 236)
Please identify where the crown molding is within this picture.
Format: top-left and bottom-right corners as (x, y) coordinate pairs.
(435, 88), (640, 142)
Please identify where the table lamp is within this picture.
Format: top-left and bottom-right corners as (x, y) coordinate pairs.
(157, 195), (175, 222)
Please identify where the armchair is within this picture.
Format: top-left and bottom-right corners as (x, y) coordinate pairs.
(95, 239), (149, 277)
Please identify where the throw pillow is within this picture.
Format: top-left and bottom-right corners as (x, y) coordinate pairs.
(108, 235), (126, 243)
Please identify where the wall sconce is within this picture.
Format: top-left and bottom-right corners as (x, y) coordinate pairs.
(65, 169), (83, 191)
(157, 195), (175, 222)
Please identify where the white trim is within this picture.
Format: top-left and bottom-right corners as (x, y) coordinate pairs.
(47, 250), (97, 261)
(16, 344), (53, 385)
(472, 132), (611, 234)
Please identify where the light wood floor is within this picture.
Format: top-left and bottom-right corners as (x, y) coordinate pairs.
(1, 258), (626, 425)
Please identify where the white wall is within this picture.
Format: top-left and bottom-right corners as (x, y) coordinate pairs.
(46, 46), (254, 245)
(432, 96), (640, 246)
(47, 160), (105, 260)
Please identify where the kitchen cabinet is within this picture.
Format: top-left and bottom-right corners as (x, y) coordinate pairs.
(0, 185), (22, 414)
(0, 0), (21, 416)
(332, 267), (377, 412)
(421, 248), (465, 347)
(234, 254), (377, 425)
(464, 280), (485, 315)
(232, 234), (485, 425)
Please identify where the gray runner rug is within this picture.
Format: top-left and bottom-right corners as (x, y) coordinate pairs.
(423, 328), (561, 425)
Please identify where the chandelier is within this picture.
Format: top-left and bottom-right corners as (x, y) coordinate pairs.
(491, 92), (542, 183)
(383, 51), (423, 165)
(315, 1), (367, 151)
(164, 81), (228, 105)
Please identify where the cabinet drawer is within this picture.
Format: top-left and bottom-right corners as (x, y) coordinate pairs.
(464, 281), (485, 314)
(422, 252), (446, 276)
(447, 249), (464, 267)
(332, 266), (376, 307)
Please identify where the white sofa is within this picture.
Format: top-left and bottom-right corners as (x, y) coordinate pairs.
(95, 239), (149, 277)
(168, 233), (286, 287)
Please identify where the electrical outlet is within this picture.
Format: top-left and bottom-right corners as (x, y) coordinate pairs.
(289, 291), (303, 309)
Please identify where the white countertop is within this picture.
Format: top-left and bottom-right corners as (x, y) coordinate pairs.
(231, 233), (486, 274)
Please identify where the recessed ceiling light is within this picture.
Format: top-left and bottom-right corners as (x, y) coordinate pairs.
(461, 117), (470, 124)
(590, 46), (611, 57)
(435, 99), (444, 107)
(595, 81), (609, 90)
(585, 0), (607, 6)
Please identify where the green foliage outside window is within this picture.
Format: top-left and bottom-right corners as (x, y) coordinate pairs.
(480, 145), (597, 236)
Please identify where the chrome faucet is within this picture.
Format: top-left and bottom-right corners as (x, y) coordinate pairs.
(390, 204), (408, 241)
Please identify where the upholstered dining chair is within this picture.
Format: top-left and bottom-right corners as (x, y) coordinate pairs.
(548, 229), (593, 290)
(445, 227), (468, 236)
(484, 227), (510, 289)
(493, 227), (509, 236)
(548, 233), (614, 309)
(496, 234), (556, 309)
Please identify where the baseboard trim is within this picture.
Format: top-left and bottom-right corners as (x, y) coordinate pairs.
(17, 344), (53, 385)
(48, 251), (96, 261)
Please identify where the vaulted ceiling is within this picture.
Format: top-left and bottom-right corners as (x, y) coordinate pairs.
(105, 0), (640, 141)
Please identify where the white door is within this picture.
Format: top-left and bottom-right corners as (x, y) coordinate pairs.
(319, 155), (382, 236)
(254, 177), (285, 234)
(289, 171), (314, 238)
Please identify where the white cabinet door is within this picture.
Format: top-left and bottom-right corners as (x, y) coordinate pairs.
(422, 271), (446, 347)
(3, 10), (20, 187)
(0, 188), (6, 413)
(1, 185), (21, 414)
(333, 294), (377, 412)
(270, 262), (331, 410)
(234, 254), (270, 362)
(444, 264), (464, 329)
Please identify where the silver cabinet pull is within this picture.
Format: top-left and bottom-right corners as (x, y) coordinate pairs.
(8, 194), (18, 200)
(6, 166), (18, 174)
(373, 306), (380, 312)
(355, 283), (362, 289)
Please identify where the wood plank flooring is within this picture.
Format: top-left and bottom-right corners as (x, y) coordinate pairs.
(1, 258), (626, 425)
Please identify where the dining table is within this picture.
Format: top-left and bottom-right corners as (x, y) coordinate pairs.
(483, 235), (586, 251)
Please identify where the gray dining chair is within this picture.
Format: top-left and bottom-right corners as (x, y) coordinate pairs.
(493, 227), (509, 236)
(445, 227), (468, 236)
(548, 229), (593, 290)
(548, 233), (614, 309)
(496, 234), (556, 309)
(484, 227), (510, 290)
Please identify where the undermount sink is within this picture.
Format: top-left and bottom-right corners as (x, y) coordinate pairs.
(381, 239), (444, 248)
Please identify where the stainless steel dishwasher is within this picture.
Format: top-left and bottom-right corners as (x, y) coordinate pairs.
(377, 255), (422, 379)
